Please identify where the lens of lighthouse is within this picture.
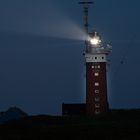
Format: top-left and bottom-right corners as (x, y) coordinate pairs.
(90, 37), (101, 45)
(88, 32), (101, 46)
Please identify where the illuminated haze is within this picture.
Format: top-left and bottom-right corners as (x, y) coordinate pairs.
(0, 0), (86, 41)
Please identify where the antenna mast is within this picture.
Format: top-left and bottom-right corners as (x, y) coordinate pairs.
(79, 0), (93, 34)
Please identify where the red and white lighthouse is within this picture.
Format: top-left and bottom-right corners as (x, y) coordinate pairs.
(85, 32), (112, 116)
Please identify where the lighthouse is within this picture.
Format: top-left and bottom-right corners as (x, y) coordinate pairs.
(62, 31), (112, 116)
(62, 1), (112, 116)
(85, 31), (112, 116)
(79, 1), (112, 116)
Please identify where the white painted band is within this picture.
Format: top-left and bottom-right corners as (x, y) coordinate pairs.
(85, 54), (107, 62)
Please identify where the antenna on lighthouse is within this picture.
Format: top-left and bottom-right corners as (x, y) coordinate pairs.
(79, 0), (94, 34)
(79, 0), (94, 52)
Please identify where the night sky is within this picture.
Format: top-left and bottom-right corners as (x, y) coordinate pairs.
(0, 0), (140, 115)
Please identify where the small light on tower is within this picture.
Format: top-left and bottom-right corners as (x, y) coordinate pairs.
(88, 32), (101, 46)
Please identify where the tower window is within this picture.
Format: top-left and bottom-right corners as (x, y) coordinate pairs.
(95, 97), (100, 102)
(95, 103), (100, 108)
(97, 65), (100, 68)
(95, 109), (100, 114)
(93, 65), (100, 69)
(94, 72), (99, 76)
(95, 57), (97, 59)
(95, 82), (99, 86)
(102, 57), (104, 59)
(95, 90), (99, 93)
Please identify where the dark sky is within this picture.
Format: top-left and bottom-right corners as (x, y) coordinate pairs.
(0, 0), (140, 115)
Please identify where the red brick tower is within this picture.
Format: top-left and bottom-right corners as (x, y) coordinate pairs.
(85, 32), (112, 116)
(79, 1), (112, 116)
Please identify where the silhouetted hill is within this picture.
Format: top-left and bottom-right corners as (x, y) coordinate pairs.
(0, 107), (28, 123)
(0, 109), (140, 140)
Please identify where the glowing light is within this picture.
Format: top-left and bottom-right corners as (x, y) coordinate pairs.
(90, 37), (101, 45)
(88, 32), (102, 46)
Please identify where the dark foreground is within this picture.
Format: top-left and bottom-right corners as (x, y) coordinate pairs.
(0, 110), (140, 140)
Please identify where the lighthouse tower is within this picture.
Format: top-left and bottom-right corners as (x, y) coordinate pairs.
(79, 0), (112, 116)
(85, 32), (112, 116)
